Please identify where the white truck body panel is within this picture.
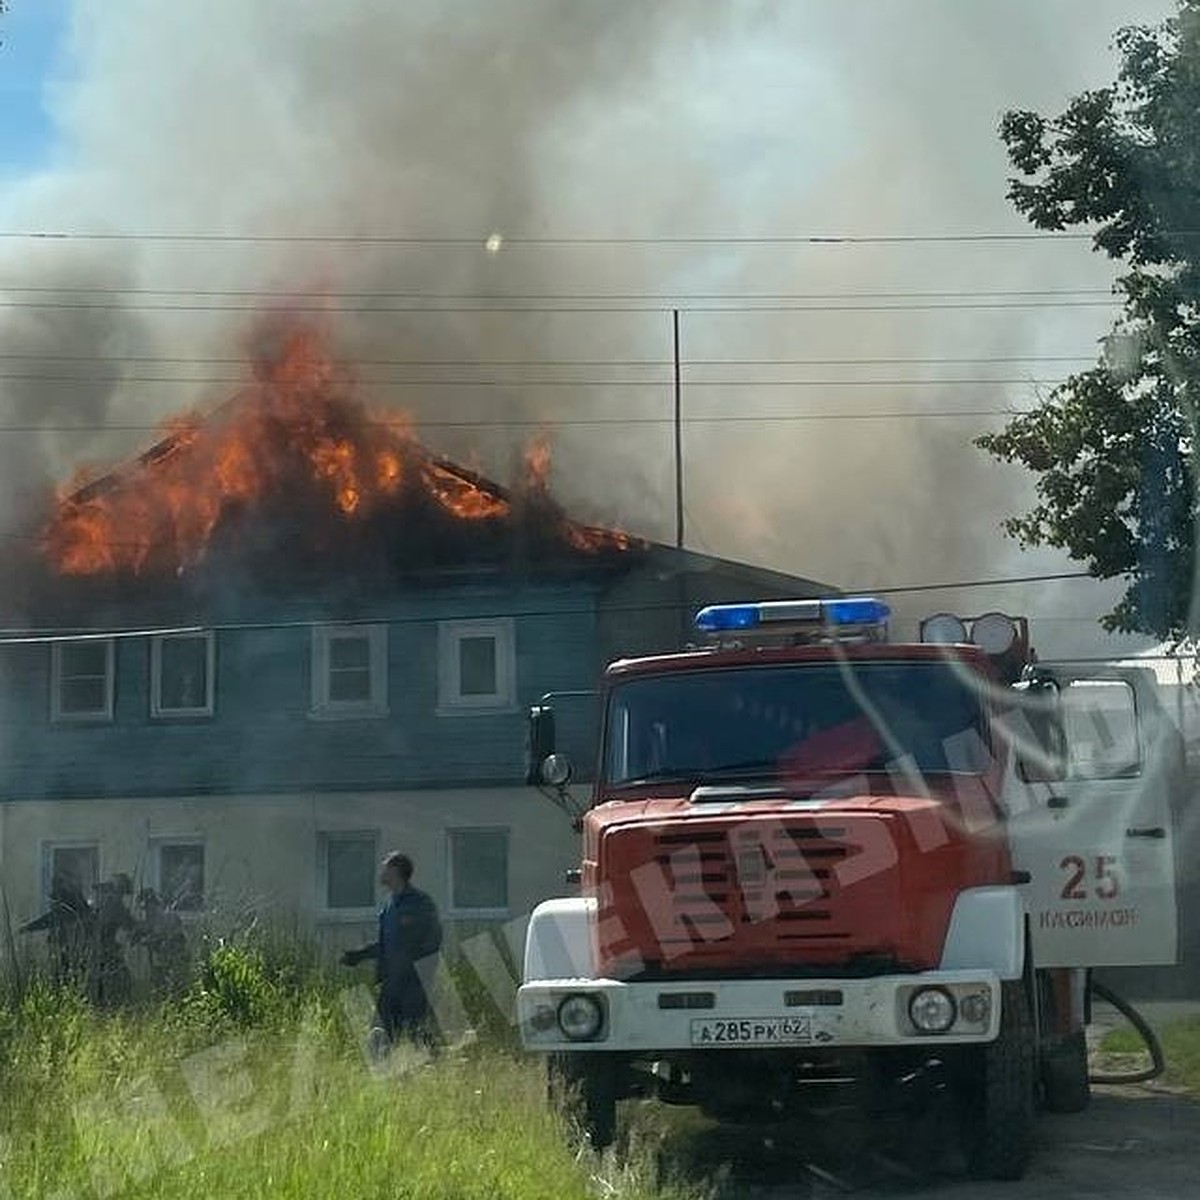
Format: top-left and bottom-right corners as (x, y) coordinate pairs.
(939, 886), (1026, 979)
(523, 897), (596, 982)
(1007, 665), (1180, 968)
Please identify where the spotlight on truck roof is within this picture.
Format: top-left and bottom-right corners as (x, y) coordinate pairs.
(919, 610), (1032, 681)
(971, 611), (1019, 656)
(919, 612), (969, 644)
(920, 611), (1021, 653)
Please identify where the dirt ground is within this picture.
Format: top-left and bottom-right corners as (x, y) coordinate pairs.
(658, 1084), (1200, 1199)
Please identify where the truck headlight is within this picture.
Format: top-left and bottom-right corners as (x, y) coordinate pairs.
(557, 993), (604, 1041)
(908, 987), (957, 1034)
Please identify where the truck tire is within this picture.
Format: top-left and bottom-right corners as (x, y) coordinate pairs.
(547, 1052), (618, 1151)
(1041, 1029), (1091, 1114)
(959, 980), (1036, 1181)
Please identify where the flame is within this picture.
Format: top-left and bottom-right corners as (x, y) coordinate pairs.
(519, 430), (637, 552)
(563, 523), (637, 553)
(41, 319), (638, 576)
(523, 430), (552, 492)
(422, 461), (510, 520)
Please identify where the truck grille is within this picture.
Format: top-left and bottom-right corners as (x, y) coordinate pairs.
(653, 825), (851, 944)
(599, 815), (906, 973)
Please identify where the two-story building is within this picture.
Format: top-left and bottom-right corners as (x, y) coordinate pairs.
(0, 453), (834, 953)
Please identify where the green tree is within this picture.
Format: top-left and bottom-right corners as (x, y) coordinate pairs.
(978, 2), (1200, 637)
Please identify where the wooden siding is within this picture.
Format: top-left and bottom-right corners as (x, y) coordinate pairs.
(0, 584), (602, 799)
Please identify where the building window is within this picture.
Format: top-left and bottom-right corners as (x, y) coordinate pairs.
(448, 828), (509, 917)
(151, 632), (215, 718)
(437, 619), (516, 712)
(51, 639), (115, 722)
(154, 840), (205, 911)
(320, 832), (378, 912)
(42, 842), (99, 907)
(311, 625), (388, 718)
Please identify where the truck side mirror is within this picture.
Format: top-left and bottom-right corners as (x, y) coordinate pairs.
(525, 705), (557, 785)
(541, 753), (573, 787)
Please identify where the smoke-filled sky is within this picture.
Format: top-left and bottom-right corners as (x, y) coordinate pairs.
(0, 0), (1179, 655)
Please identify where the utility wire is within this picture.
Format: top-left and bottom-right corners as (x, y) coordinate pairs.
(0, 285), (1115, 300)
(0, 299), (1120, 314)
(0, 230), (1109, 245)
(0, 412), (1035, 434)
(866, 571), (1097, 595)
(0, 374), (1066, 387)
(0, 571), (1101, 642)
(0, 353), (1101, 367)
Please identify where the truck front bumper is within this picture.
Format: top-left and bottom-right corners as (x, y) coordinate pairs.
(518, 970), (1001, 1052)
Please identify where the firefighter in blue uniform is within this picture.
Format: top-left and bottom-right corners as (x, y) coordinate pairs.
(341, 851), (443, 1046)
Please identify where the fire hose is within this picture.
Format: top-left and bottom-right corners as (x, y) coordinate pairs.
(1087, 978), (1166, 1086)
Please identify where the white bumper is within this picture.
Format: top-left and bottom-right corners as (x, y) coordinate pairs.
(518, 970), (1001, 1053)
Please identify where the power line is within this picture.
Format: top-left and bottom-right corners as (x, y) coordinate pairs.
(0, 230), (1107, 246)
(0, 412), (1035, 434)
(0, 570), (1104, 641)
(0, 284), (1114, 300)
(0, 353), (1101, 367)
(865, 571), (1096, 595)
(0, 374), (1066, 387)
(0, 298), (1120, 314)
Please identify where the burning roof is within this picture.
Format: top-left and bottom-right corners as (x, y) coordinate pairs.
(40, 321), (641, 586)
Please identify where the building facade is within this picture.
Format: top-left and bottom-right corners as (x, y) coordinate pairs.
(0, 549), (834, 954)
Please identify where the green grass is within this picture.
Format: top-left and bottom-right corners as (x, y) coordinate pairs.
(0, 944), (704, 1200)
(1100, 1017), (1200, 1093)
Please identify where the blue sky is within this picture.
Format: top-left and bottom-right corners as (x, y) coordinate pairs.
(0, 0), (71, 178)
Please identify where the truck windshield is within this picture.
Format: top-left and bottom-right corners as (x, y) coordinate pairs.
(603, 660), (989, 786)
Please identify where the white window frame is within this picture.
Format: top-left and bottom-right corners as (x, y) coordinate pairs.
(446, 826), (510, 919)
(41, 840), (100, 908)
(311, 624), (388, 719)
(150, 632), (216, 718)
(437, 618), (516, 713)
(151, 837), (206, 913)
(317, 830), (380, 919)
(51, 638), (115, 723)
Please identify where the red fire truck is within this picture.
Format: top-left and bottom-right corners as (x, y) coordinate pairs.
(518, 597), (1182, 1180)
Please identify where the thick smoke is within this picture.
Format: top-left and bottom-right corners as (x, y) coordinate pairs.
(0, 0), (1176, 651)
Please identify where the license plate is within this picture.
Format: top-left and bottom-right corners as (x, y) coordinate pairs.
(689, 1016), (812, 1047)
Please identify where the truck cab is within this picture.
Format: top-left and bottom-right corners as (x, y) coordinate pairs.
(518, 598), (1181, 1180)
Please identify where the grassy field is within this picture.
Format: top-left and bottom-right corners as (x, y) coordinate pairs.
(1100, 1017), (1200, 1093)
(0, 941), (705, 1200)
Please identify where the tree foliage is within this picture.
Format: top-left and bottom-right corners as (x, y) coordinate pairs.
(978, 2), (1200, 637)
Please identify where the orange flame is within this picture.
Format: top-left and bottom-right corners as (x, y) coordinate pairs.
(41, 320), (637, 576)
(523, 430), (552, 493)
(563, 523), (637, 553)
(422, 461), (510, 521)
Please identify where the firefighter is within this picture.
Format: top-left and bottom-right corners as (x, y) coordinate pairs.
(19, 873), (95, 986)
(340, 851), (443, 1049)
(91, 873), (137, 1008)
(133, 887), (189, 995)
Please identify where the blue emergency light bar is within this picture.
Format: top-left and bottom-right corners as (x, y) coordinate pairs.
(694, 596), (891, 633)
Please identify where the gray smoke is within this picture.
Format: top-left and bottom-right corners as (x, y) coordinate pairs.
(0, 0), (1176, 652)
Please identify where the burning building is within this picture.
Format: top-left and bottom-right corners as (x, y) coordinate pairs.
(0, 321), (836, 955)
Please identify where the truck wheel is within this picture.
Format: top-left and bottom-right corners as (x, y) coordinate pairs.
(1041, 1029), (1091, 1114)
(547, 1052), (618, 1151)
(959, 980), (1036, 1181)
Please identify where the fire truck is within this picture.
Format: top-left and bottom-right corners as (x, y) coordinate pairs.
(517, 597), (1183, 1180)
